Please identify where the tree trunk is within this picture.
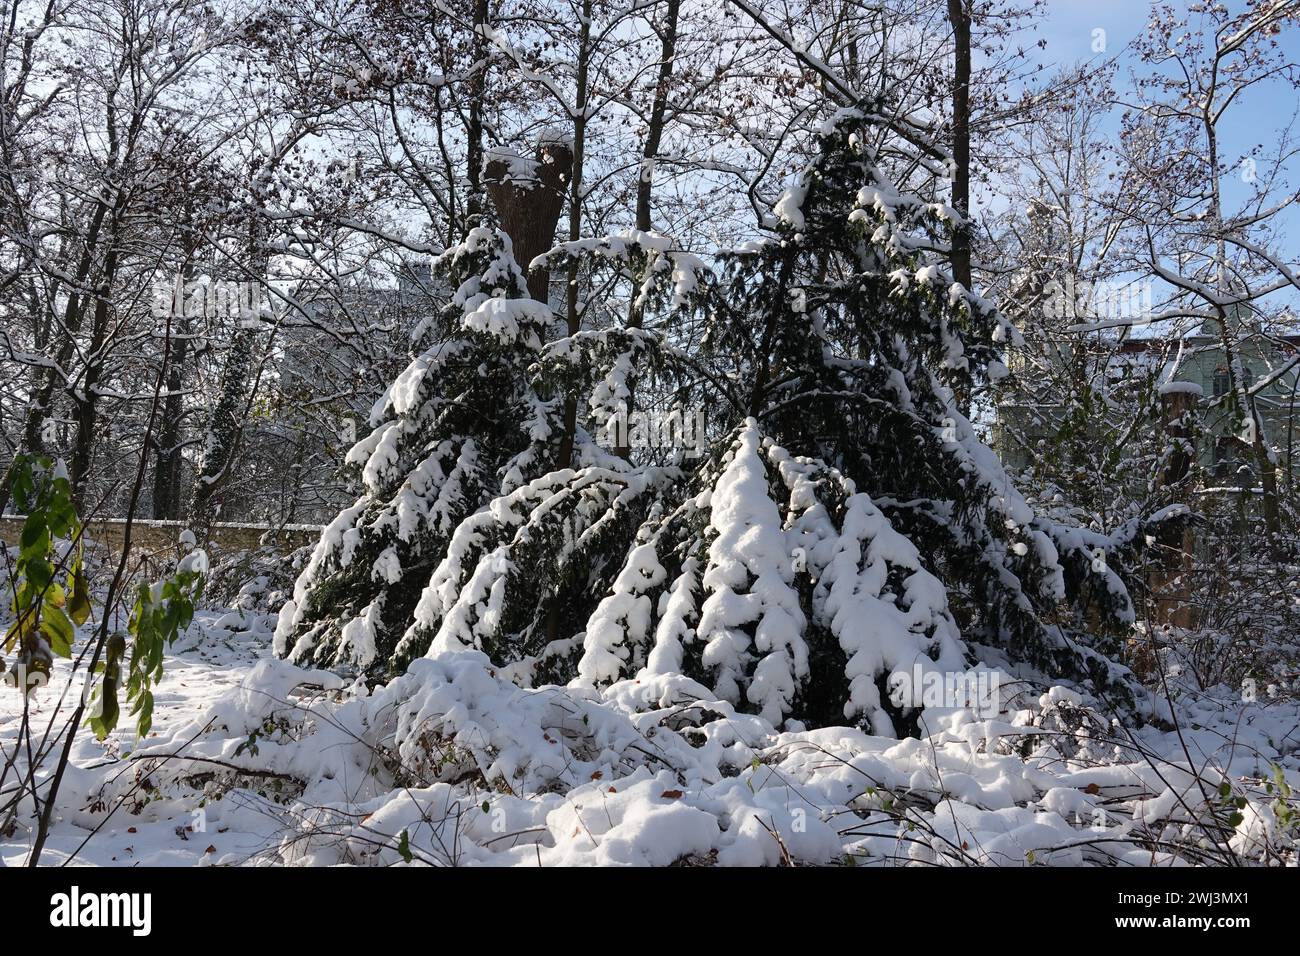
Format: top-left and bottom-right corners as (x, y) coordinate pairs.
(189, 321), (256, 536)
(1203, 111), (1282, 550)
(946, 0), (972, 293)
(151, 278), (190, 520)
(484, 139), (572, 301)
(555, 0), (591, 473)
(464, 0), (491, 229)
(21, 190), (115, 463)
(69, 237), (122, 510)
(634, 0), (680, 236)
(620, 0), (681, 456)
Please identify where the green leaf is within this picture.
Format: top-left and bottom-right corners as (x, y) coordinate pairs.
(88, 633), (126, 740)
(396, 830), (413, 863)
(69, 566), (92, 627)
(39, 608), (74, 658)
(19, 514), (48, 553)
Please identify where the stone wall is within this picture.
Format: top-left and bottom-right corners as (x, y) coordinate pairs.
(0, 516), (321, 564)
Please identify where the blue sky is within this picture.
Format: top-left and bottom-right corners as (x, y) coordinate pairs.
(1035, 0), (1298, 164)
(1013, 1), (1300, 320)
(1038, 1), (1298, 206)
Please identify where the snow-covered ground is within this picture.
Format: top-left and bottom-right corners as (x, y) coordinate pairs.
(0, 612), (274, 866)
(3, 608), (1299, 867)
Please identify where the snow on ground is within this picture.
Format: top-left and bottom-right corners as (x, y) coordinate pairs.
(3, 609), (1299, 867)
(0, 611), (272, 866)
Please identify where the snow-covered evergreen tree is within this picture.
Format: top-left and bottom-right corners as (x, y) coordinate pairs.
(275, 228), (562, 668)
(275, 226), (700, 675)
(278, 105), (1144, 734)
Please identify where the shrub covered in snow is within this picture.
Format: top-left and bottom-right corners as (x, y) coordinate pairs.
(203, 544), (311, 639)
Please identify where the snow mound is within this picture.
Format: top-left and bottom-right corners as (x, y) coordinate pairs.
(93, 645), (1300, 867)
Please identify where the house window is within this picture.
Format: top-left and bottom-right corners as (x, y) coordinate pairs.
(1213, 366), (1230, 397)
(1214, 436), (1255, 484)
